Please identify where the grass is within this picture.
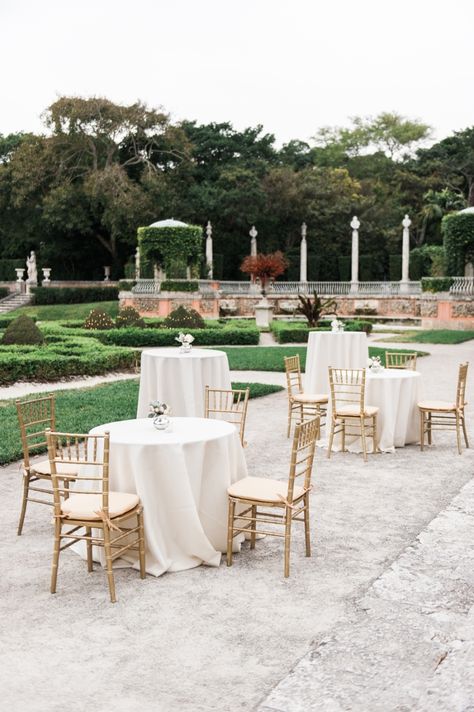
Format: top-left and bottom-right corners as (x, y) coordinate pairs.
(0, 379), (283, 465)
(377, 329), (474, 344)
(219, 346), (429, 371)
(14, 301), (119, 321)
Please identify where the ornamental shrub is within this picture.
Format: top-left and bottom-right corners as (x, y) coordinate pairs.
(84, 309), (114, 330)
(115, 306), (145, 329)
(421, 277), (454, 293)
(442, 212), (474, 275)
(98, 326), (260, 347)
(163, 305), (205, 329)
(137, 225), (203, 279)
(32, 287), (119, 305)
(160, 280), (199, 292)
(1, 315), (44, 345)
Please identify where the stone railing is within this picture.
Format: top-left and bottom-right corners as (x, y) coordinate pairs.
(450, 277), (474, 295)
(131, 279), (422, 296)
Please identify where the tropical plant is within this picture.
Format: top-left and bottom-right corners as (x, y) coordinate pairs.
(296, 292), (337, 327)
(240, 251), (288, 295)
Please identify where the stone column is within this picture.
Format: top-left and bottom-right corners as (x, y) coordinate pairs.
(205, 221), (213, 279)
(249, 225), (258, 256)
(350, 216), (360, 293)
(300, 222), (307, 283)
(135, 247), (140, 279)
(400, 214), (411, 293)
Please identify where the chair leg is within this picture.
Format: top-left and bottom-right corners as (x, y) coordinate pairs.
(103, 526), (117, 603)
(304, 493), (311, 557)
(250, 505), (257, 550)
(461, 413), (469, 448)
(456, 413), (462, 455)
(137, 508), (146, 579)
(50, 519), (61, 594)
(419, 411), (424, 451)
(226, 499), (236, 566)
(17, 472), (30, 536)
(327, 419), (335, 459)
(284, 507), (292, 578)
(316, 406), (322, 440)
(287, 400), (292, 438)
(85, 526), (93, 573)
(427, 412), (432, 445)
(341, 418), (346, 453)
(372, 415), (377, 453)
(360, 416), (367, 462)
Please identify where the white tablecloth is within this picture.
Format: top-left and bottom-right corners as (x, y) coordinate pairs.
(305, 331), (368, 395)
(86, 417), (247, 576)
(137, 347), (231, 418)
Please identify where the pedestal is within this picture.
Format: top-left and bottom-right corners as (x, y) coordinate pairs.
(255, 300), (273, 328)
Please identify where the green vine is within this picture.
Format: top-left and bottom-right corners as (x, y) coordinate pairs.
(442, 212), (474, 275)
(137, 225), (203, 278)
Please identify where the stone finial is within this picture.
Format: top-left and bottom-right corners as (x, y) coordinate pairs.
(402, 214), (411, 229)
(301, 222), (307, 239)
(206, 221), (212, 238)
(351, 216), (360, 230)
(249, 225), (258, 239)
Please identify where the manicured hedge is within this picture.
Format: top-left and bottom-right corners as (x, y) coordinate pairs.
(421, 277), (454, 293)
(98, 326), (260, 347)
(0, 337), (136, 385)
(161, 280), (199, 292)
(271, 320), (372, 344)
(32, 286), (119, 305)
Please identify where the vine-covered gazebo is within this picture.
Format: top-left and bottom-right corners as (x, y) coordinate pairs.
(137, 219), (203, 280)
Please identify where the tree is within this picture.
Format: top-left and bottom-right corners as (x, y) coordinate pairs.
(240, 251), (288, 294)
(417, 127), (474, 206)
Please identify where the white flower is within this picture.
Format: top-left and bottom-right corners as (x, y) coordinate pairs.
(175, 332), (195, 345)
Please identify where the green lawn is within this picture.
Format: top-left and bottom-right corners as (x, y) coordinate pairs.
(14, 301), (119, 321)
(219, 346), (429, 371)
(378, 329), (474, 345)
(0, 379), (283, 465)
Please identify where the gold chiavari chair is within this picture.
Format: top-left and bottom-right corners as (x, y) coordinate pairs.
(327, 367), (378, 462)
(284, 354), (328, 438)
(16, 394), (77, 536)
(418, 362), (469, 455)
(204, 386), (250, 446)
(46, 430), (146, 603)
(385, 351), (417, 370)
(226, 417), (319, 577)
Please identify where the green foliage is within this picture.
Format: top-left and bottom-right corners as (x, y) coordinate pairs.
(115, 306), (145, 329)
(161, 280), (199, 292)
(84, 309), (115, 330)
(345, 320), (373, 334)
(0, 288), (9, 300)
(389, 255), (402, 281)
(118, 280), (135, 291)
(13, 301), (119, 321)
(442, 212), (474, 275)
(138, 225), (203, 278)
(271, 319), (372, 343)
(384, 329), (474, 344)
(338, 256), (351, 281)
(0, 335), (135, 385)
(0, 378), (283, 465)
(296, 292), (337, 327)
(32, 286), (119, 305)
(0, 259), (24, 280)
(97, 325), (259, 347)
(410, 245), (446, 279)
(163, 305), (205, 329)
(1, 315), (44, 345)
(421, 277), (454, 292)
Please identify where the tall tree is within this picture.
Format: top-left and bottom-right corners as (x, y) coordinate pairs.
(416, 127), (474, 206)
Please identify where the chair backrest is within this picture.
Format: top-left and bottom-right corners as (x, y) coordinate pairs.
(328, 367), (366, 415)
(16, 394), (56, 470)
(286, 417), (319, 504)
(456, 362), (469, 408)
(46, 431), (110, 516)
(284, 354), (303, 397)
(385, 351), (417, 370)
(204, 386), (250, 446)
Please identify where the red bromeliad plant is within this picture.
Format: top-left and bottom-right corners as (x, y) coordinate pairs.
(240, 251), (289, 295)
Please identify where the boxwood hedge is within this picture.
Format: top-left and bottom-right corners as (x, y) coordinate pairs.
(32, 286), (119, 305)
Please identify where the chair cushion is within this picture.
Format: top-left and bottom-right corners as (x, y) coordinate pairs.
(60, 492), (140, 521)
(30, 460), (78, 477)
(228, 476), (305, 504)
(336, 404), (379, 417)
(292, 393), (328, 404)
(418, 400), (457, 412)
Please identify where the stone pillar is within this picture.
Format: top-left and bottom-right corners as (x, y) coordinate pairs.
(135, 247), (140, 279)
(249, 225), (258, 256)
(350, 216), (360, 293)
(300, 222), (307, 283)
(400, 214), (411, 293)
(205, 221), (213, 279)
(103, 266), (111, 282)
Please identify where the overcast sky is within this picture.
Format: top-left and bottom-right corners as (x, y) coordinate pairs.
(2, 0), (473, 146)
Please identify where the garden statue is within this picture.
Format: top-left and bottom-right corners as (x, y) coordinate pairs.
(26, 251), (37, 284)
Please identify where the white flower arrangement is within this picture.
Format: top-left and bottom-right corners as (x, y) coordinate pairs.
(368, 356), (383, 372)
(175, 332), (195, 352)
(331, 319), (344, 333)
(148, 400), (170, 418)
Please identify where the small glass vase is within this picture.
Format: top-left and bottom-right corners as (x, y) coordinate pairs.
(153, 415), (170, 430)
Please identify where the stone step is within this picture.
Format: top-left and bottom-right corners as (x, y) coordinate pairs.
(0, 293), (33, 314)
